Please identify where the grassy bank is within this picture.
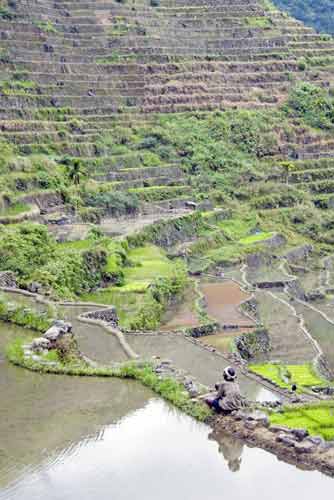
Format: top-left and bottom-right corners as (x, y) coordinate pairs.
(6, 337), (211, 422)
(0, 294), (52, 332)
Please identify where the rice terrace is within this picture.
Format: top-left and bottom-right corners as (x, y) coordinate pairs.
(2, 0), (334, 498)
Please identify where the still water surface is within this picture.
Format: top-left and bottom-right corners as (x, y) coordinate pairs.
(1, 397), (333, 500)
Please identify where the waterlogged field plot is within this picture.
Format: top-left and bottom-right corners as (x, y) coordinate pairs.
(293, 301), (334, 372)
(250, 363), (327, 390)
(199, 280), (254, 326)
(270, 403), (334, 441)
(314, 297), (334, 323)
(246, 264), (289, 286)
(127, 333), (276, 402)
(199, 329), (247, 354)
(160, 282), (200, 330)
(255, 291), (317, 363)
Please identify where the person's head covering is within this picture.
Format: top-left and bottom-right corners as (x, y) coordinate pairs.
(223, 366), (236, 382)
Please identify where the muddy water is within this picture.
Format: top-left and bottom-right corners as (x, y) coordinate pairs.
(200, 280), (254, 327)
(0, 321), (153, 492)
(160, 285), (200, 331)
(256, 291), (317, 363)
(2, 290), (278, 400)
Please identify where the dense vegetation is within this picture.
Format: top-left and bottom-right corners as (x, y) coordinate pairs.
(273, 0), (334, 35)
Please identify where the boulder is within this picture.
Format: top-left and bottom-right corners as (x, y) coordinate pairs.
(31, 337), (51, 352)
(292, 428), (309, 441)
(0, 271), (17, 288)
(270, 424), (292, 434)
(44, 320), (72, 342)
(276, 433), (296, 447)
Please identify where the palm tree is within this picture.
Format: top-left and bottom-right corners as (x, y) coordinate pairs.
(66, 159), (82, 185)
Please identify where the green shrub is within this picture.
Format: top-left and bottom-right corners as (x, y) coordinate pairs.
(285, 82), (334, 130)
(0, 223), (55, 278)
(83, 190), (139, 216)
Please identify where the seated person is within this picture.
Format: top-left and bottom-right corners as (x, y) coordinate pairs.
(206, 366), (246, 413)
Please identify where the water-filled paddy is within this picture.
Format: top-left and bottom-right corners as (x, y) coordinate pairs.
(200, 280), (254, 327)
(1, 396), (333, 500)
(126, 333), (277, 401)
(294, 301), (334, 372)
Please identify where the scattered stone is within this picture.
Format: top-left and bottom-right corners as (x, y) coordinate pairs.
(294, 441), (316, 454)
(27, 281), (41, 293)
(31, 354), (43, 363)
(276, 433), (296, 447)
(291, 428), (309, 441)
(270, 424), (292, 434)
(307, 436), (325, 446)
(185, 201), (197, 210)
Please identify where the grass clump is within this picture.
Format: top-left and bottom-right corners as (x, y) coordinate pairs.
(285, 82), (334, 130)
(80, 244), (188, 330)
(35, 20), (58, 33)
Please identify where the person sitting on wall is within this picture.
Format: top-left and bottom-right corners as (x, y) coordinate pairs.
(206, 366), (247, 414)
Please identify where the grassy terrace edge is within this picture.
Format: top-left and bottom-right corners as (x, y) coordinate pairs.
(5, 336), (212, 422)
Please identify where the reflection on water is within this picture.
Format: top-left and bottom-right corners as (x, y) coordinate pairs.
(209, 429), (244, 472)
(1, 399), (333, 500)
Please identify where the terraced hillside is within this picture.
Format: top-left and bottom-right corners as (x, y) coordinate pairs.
(2, 0), (334, 379)
(0, 0), (334, 217)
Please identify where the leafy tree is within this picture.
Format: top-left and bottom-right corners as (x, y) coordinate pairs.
(273, 0), (334, 35)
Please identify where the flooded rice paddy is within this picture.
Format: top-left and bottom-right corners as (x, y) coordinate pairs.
(200, 281), (254, 327)
(1, 285), (334, 497)
(1, 369), (333, 499)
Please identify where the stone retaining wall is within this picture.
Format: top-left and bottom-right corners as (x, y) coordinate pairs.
(0, 271), (17, 289)
(81, 307), (119, 328)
